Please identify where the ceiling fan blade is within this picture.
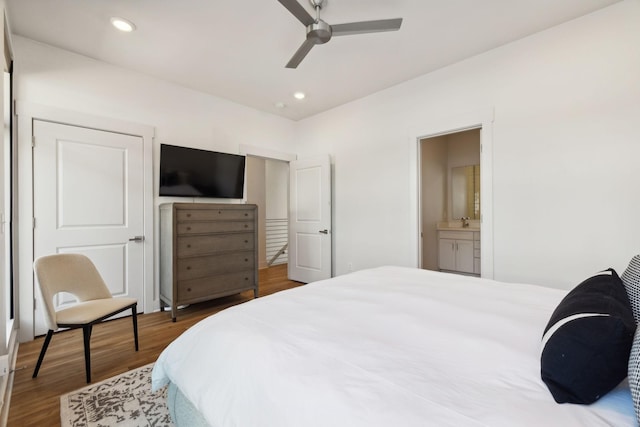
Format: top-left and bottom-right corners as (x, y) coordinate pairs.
(286, 39), (316, 68)
(277, 0), (315, 26)
(331, 18), (403, 37)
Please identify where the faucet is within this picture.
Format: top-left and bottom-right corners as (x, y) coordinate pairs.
(461, 217), (470, 228)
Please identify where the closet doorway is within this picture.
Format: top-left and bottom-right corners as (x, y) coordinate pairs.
(245, 156), (290, 270)
(419, 128), (481, 275)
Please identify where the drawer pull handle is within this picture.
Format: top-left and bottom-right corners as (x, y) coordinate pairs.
(245, 258), (248, 262)
(244, 224), (248, 228)
(244, 240), (248, 243)
(186, 227), (191, 231)
(187, 287), (191, 292)
(186, 266), (191, 270)
(244, 213), (248, 216)
(186, 213), (191, 217)
(245, 277), (249, 281)
(187, 244), (191, 248)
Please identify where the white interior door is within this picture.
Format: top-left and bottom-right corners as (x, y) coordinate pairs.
(33, 120), (144, 335)
(288, 155), (331, 283)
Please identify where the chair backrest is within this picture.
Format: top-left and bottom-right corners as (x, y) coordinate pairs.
(34, 254), (113, 330)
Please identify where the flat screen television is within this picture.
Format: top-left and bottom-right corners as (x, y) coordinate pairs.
(159, 144), (246, 198)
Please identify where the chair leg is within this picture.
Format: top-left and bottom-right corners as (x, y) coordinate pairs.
(132, 305), (139, 351)
(82, 326), (92, 383)
(32, 330), (54, 378)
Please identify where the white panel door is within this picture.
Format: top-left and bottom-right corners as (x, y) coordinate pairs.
(33, 120), (144, 335)
(288, 155), (331, 283)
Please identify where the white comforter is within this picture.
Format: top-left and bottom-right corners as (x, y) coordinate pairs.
(152, 266), (635, 426)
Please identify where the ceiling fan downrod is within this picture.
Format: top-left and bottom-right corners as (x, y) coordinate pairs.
(307, 0), (331, 44)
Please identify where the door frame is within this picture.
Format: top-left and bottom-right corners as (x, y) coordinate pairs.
(16, 102), (154, 342)
(409, 107), (495, 279)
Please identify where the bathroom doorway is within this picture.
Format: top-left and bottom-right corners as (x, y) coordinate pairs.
(419, 128), (481, 275)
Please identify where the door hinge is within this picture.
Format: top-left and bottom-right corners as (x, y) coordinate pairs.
(34, 298), (37, 310)
(32, 217), (36, 229)
(31, 135), (35, 147)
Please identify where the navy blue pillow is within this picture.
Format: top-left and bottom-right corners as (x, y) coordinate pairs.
(541, 269), (636, 404)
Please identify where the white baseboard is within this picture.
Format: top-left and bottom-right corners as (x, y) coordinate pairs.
(0, 329), (19, 426)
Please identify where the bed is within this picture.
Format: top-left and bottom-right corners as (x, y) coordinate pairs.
(151, 266), (636, 426)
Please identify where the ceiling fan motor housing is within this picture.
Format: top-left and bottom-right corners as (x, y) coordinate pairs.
(307, 20), (331, 44)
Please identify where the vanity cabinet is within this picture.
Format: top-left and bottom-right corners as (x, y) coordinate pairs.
(159, 203), (258, 321)
(438, 230), (480, 275)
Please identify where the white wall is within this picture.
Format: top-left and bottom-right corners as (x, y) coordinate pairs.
(0, 0), (13, 419)
(0, 0), (7, 357)
(295, 0), (640, 289)
(447, 129), (481, 170)
(265, 159), (289, 219)
(13, 37), (296, 157)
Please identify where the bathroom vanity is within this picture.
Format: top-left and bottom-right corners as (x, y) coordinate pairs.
(437, 226), (480, 276)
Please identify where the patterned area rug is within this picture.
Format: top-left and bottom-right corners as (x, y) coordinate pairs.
(60, 363), (173, 427)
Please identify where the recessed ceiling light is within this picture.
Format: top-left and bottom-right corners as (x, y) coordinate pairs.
(293, 92), (306, 100)
(110, 17), (136, 32)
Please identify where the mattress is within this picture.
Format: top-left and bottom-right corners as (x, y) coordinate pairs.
(166, 382), (210, 427)
(152, 266), (636, 426)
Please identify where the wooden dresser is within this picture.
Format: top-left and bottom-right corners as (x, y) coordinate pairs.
(159, 203), (258, 321)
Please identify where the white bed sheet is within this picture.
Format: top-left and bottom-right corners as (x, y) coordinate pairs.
(152, 266), (636, 426)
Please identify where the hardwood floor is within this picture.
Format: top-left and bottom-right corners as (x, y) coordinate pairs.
(8, 264), (301, 426)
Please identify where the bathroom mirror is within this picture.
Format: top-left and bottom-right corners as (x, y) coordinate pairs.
(451, 164), (480, 220)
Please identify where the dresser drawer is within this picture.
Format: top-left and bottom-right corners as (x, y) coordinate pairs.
(177, 208), (255, 222)
(177, 271), (255, 301)
(177, 233), (254, 257)
(177, 221), (254, 235)
(177, 252), (255, 280)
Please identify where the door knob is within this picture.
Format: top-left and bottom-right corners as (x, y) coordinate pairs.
(129, 236), (145, 242)
(319, 229), (329, 234)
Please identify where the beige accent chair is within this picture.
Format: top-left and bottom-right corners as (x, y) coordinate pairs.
(32, 253), (139, 383)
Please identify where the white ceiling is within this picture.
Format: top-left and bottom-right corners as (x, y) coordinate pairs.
(6, 0), (621, 121)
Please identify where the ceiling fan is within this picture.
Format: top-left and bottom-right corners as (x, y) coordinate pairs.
(277, 0), (403, 69)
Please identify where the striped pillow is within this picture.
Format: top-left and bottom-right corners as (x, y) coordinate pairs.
(541, 269), (636, 404)
(628, 328), (640, 425)
(622, 255), (640, 322)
